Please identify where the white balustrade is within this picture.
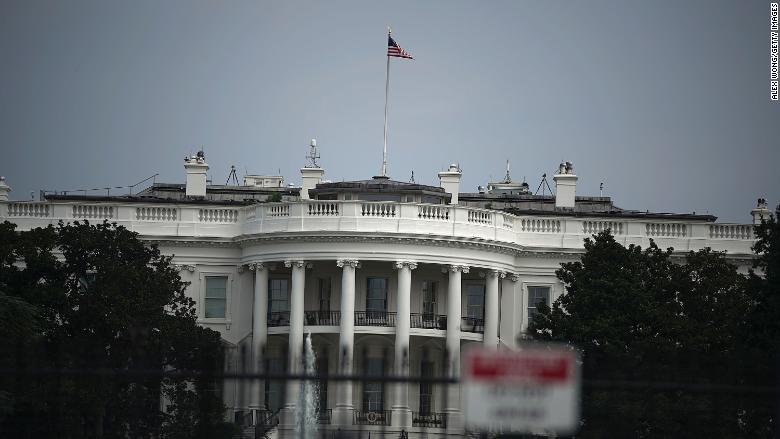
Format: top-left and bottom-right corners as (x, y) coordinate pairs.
(500, 213), (514, 230)
(418, 204), (450, 221)
(582, 220), (623, 235)
(135, 207), (178, 221)
(72, 204), (114, 219)
(467, 210), (492, 225)
(361, 202), (396, 217)
(266, 204), (289, 217)
(0, 200), (756, 255)
(518, 218), (561, 233)
(645, 222), (686, 237)
(709, 224), (754, 240)
(199, 208), (239, 223)
(7, 203), (50, 218)
(307, 201), (339, 216)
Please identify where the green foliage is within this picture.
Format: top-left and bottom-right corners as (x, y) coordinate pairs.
(530, 229), (771, 438)
(0, 220), (232, 439)
(268, 192), (283, 202)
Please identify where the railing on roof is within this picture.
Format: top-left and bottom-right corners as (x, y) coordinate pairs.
(40, 174), (159, 198)
(0, 199), (757, 253)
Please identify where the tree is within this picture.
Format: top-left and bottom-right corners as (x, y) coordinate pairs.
(738, 205), (780, 437)
(0, 220), (233, 439)
(530, 231), (753, 438)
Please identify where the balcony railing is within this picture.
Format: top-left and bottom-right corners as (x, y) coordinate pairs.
(267, 311), (290, 327)
(304, 310), (341, 326)
(410, 313), (447, 330)
(353, 409), (392, 426)
(461, 316), (484, 333)
(317, 408), (332, 425)
(354, 311), (396, 327)
(255, 409), (280, 427)
(412, 412), (448, 428)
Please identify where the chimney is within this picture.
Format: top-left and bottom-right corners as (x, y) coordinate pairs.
(438, 164), (462, 204)
(0, 176), (10, 202)
(300, 139), (324, 200)
(751, 198), (770, 224)
(553, 161), (577, 210)
(184, 151), (209, 198)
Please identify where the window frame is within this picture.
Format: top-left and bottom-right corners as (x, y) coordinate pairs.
(464, 282), (486, 320)
(366, 277), (389, 313)
(419, 360), (435, 415)
(421, 281), (438, 316)
(268, 277), (291, 314)
(319, 278), (331, 312)
(198, 269), (233, 325)
(362, 357), (385, 412)
(526, 284), (552, 324)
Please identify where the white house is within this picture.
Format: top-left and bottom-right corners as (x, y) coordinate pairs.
(0, 145), (764, 438)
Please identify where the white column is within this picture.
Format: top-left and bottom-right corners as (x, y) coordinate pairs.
(500, 274), (520, 348)
(444, 264), (468, 430)
(484, 270), (503, 347)
(392, 261), (416, 427)
(283, 260), (306, 414)
(334, 259), (359, 425)
(250, 263), (269, 414)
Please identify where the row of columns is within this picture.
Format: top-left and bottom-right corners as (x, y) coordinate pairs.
(248, 259), (516, 430)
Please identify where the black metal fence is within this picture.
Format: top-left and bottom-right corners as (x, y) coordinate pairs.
(3, 343), (780, 439)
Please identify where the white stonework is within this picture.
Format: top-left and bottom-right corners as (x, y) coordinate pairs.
(0, 160), (761, 438)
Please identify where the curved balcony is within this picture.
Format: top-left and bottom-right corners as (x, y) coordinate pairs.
(304, 310), (341, 326)
(410, 313), (447, 330)
(353, 409), (391, 426)
(412, 412), (448, 428)
(354, 311), (396, 327)
(461, 316), (484, 334)
(267, 311), (290, 327)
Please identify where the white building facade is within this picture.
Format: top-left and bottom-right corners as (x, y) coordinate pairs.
(0, 152), (763, 438)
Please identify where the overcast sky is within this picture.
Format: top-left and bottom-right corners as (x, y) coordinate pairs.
(1, 0), (778, 222)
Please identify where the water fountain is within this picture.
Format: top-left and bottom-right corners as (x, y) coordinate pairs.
(295, 333), (320, 439)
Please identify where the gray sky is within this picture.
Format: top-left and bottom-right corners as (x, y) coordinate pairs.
(1, 0), (778, 223)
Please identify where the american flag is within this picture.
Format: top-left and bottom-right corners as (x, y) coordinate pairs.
(388, 35), (413, 59)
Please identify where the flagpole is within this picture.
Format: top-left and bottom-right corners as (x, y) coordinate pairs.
(382, 26), (391, 177)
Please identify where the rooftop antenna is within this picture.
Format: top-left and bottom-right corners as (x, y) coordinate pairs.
(305, 138), (320, 168)
(226, 165), (239, 185)
(504, 160), (511, 182)
(600, 182), (604, 197)
(409, 170), (415, 183)
(535, 173), (553, 196)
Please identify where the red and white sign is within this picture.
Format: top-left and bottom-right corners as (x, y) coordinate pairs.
(463, 345), (580, 434)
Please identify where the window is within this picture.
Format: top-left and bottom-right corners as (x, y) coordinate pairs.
(363, 358), (385, 411)
(317, 355), (329, 410)
(466, 284), (485, 320)
(527, 286), (551, 320)
(422, 281), (437, 316)
(269, 278), (290, 313)
(366, 278), (388, 312)
(204, 276), (227, 318)
(265, 357), (286, 412)
(419, 360), (434, 415)
(319, 278), (331, 312)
